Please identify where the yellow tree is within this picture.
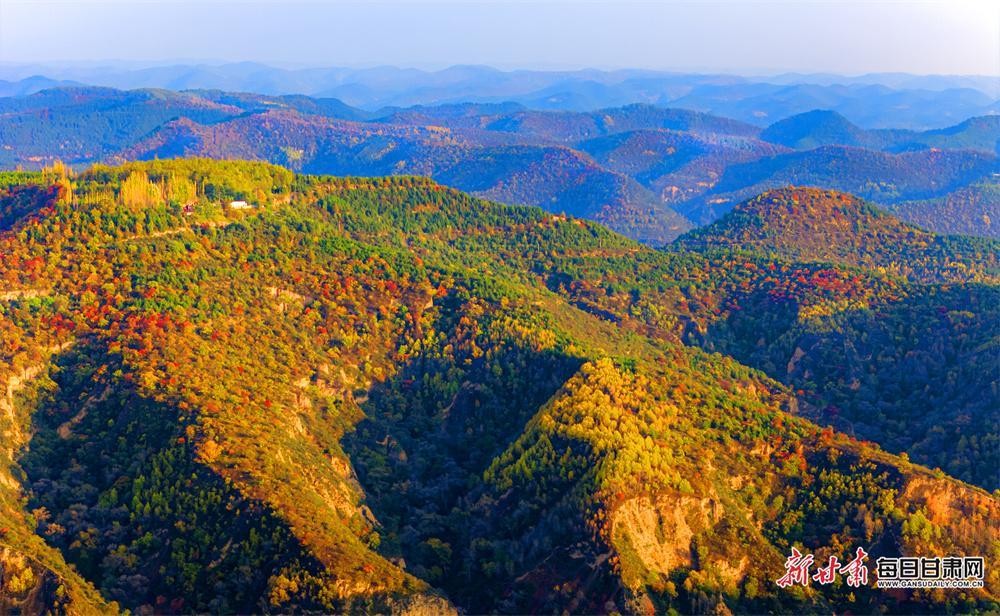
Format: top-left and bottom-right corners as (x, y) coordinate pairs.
(120, 170), (163, 210)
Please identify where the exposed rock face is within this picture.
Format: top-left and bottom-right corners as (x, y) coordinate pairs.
(611, 493), (723, 580)
(392, 593), (459, 616)
(2, 344), (72, 487)
(0, 348), (117, 615)
(902, 475), (1000, 592)
(786, 346), (806, 376)
(1, 364), (47, 481)
(904, 476), (1000, 528)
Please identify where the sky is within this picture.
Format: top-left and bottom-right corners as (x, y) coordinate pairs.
(1, 0), (998, 76)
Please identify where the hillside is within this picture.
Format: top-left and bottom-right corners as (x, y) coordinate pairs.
(0, 87), (368, 170)
(676, 146), (1000, 224)
(888, 181), (1000, 238)
(668, 81), (997, 129)
(477, 104), (761, 143)
(0, 161), (996, 614)
(123, 110), (691, 243)
(0, 88), (241, 167)
(578, 129), (788, 207)
(3, 86), (998, 242)
(675, 187), (999, 283)
(378, 103), (760, 142)
(918, 116), (1000, 153)
(761, 110), (1000, 153)
(760, 110), (874, 150)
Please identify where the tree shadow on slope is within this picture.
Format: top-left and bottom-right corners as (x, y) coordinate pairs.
(342, 295), (605, 612)
(704, 284), (1000, 490)
(17, 340), (328, 614)
(0, 182), (64, 232)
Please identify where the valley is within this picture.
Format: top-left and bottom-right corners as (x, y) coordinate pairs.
(0, 161), (996, 613)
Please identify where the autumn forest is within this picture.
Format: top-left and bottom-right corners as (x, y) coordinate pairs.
(0, 154), (994, 614)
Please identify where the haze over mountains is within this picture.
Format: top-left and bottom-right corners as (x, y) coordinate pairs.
(2, 63), (998, 128)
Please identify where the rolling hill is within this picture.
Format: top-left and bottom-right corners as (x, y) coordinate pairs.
(4, 63), (996, 128)
(538, 186), (999, 488)
(675, 146), (999, 224)
(0, 88), (241, 167)
(888, 181), (1000, 238)
(675, 187), (999, 283)
(761, 110), (1000, 153)
(121, 110), (691, 243)
(377, 103), (761, 142)
(0, 161), (997, 614)
(1, 86), (997, 243)
(578, 129), (788, 206)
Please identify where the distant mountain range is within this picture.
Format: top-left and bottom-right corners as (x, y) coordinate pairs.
(760, 109), (1000, 152)
(1, 85), (997, 241)
(1, 63), (997, 128)
(676, 145), (998, 225)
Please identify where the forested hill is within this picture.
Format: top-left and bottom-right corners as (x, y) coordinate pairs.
(0, 160), (997, 614)
(675, 187), (1000, 283)
(760, 110), (1000, 153)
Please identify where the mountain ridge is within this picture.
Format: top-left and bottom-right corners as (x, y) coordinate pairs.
(762, 109), (1000, 153)
(3, 85), (998, 242)
(674, 186), (999, 283)
(0, 161), (996, 614)
(2, 64), (996, 127)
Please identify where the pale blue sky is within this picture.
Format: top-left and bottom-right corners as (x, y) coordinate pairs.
(1, 0), (997, 75)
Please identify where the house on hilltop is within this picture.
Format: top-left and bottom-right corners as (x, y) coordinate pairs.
(229, 200), (254, 210)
